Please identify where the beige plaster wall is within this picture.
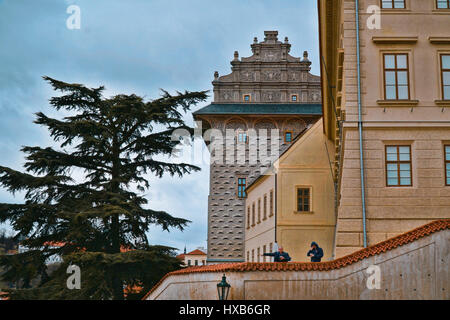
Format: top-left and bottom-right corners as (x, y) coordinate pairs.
(244, 174), (276, 262)
(334, 0), (450, 257)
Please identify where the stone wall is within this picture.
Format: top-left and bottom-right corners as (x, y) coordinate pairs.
(146, 225), (449, 300)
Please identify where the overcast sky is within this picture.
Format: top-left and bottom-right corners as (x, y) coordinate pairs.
(0, 0), (319, 253)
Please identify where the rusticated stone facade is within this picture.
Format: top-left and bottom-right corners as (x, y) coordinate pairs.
(194, 31), (322, 263)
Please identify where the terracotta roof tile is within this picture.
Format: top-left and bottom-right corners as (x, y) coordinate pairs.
(142, 219), (449, 300)
(185, 249), (207, 256)
(176, 254), (185, 260)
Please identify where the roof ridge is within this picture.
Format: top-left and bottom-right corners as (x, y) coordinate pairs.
(142, 219), (449, 300)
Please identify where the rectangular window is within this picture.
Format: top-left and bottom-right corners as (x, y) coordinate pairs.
(257, 247), (260, 262)
(284, 131), (293, 143)
(381, 0), (405, 8)
(269, 190), (274, 217)
(445, 145), (450, 186)
(441, 55), (450, 100)
(437, 0), (450, 9)
(252, 202), (255, 226)
(251, 249), (254, 262)
(386, 145), (412, 187)
(195, 260), (198, 266)
(187, 260), (191, 266)
(263, 194), (267, 220)
(243, 94), (251, 102)
(237, 178), (246, 198)
(297, 188), (311, 212)
(291, 94), (298, 102)
(247, 206), (250, 229)
(237, 130), (248, 143)
(263, 245), (267, 262)
(269, 243), (273, 255)
(247, 251), (250, 262)
(257, 198), (261, 223)
(383, 53), (410, 100)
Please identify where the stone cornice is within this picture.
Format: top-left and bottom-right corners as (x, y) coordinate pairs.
(372, 36), (418, 44)
(376, 100), (419, 106)
(429, 37), (450, 44)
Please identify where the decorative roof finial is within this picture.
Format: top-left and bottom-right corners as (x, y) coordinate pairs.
(234, 50), (239, 61)
(214, 71), (219, 80)
(284, 36), (289, 43)
(264, 31), (278, 42)
(303, 50), (309, 61)
(253, 37), (258, 44)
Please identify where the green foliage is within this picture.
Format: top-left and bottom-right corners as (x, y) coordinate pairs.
(0, 77), (208, 299)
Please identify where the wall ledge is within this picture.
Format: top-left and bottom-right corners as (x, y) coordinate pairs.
(372, 36), (418, 44)
(429, 37), (450, 44)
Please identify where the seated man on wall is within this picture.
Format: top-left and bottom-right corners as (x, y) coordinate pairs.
(262, 246), (291, 262)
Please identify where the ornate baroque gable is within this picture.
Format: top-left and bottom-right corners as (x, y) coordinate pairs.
(212, 31), (321, 104)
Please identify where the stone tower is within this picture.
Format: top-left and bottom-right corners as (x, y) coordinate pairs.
(193, 31), (322, 264)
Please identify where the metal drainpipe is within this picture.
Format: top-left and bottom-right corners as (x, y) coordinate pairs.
(355, 0), (368, 248)
(274, 173), (277, 243)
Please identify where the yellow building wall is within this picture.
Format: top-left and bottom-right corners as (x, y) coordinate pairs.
(275, 120), (336, 262)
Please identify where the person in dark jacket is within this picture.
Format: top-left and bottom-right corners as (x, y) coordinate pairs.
(307, 242), (324, 262)
(263, 246), (291, 262)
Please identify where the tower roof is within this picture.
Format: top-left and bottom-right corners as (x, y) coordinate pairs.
(193, 103), (322, 116)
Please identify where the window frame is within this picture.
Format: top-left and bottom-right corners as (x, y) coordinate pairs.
(441, 54), (450, 100)
(291, 94), (298, 102)
(445, 145), (450, 186)
(236, 130), (248, 143)
(436, 0), (450, 9)
(380, 0), (406, 9)
(385, 145), (413, 187)
(251, 202), (255, 226)
(263, 194), (267, 220)
(257, 198), (261, 223)
(237, 177), (247, 198)
(247, 206), (251, 229)
(269, 190), (274, 217)
(284, 131), (293, 144)
(383, 53), (410, 101)
(296, 187), (311, 212)
(243, 94), (251, 102)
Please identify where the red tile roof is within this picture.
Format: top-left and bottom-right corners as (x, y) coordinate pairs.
(185, 249), (206, 256)
(143, 219), (449, 300)
(176, 254), (185, 260)
(176, 249), (206, 260)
